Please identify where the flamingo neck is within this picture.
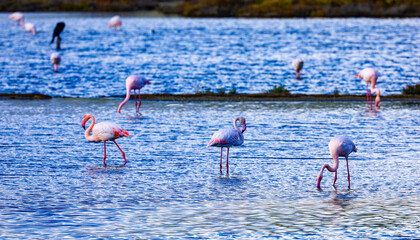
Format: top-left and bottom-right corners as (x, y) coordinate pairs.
(316, 155), (339, 188)
(84, 114), (96, 141)
(233, 118), (243, 140)
(117, 87), (132, 113)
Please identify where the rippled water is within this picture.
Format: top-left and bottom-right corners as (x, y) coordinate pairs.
(0, 13), (419, 97)
(0, 99), (419, 238)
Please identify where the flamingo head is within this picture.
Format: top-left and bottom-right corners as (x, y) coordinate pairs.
(238, 117), (246, 133)
(316, 174), (323, 188)
(81, 114), (91, 130)
(355, 73), (361, 79)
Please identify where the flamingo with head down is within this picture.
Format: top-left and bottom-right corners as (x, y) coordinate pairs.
(316, 136), (357, 189)
(50, 52), (61, 72)
(356, 68), (380, 109)
(117, 75), (151, 115)
(9, 12), (24, 25)
(82, 114), (130, 166)
(108, 15), (122, 30)
(22, 22), (36, 35)
(292, 59), (303, 78)
(208, 117), (247, 173)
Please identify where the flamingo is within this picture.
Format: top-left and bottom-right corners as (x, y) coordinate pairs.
(81, 114), (130, 166)
(108, 15), (122, 29)
(51, 22), (65, 44)
(50, 52), (61, 72)
(292, 59), (303, 78)
(356, 68), (380, 109)
(117, 75), (151, 114)
(9, 12), (24, 25)
(316, 136), (357, 189)
(22, 22), (36, 35)
(208, 117), (247, 173)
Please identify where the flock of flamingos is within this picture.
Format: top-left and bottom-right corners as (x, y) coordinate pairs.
(8, 12), (383, 189)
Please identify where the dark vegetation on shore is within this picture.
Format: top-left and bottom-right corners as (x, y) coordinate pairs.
(2, 0), (419, 18)
(1, 84), (419, 101)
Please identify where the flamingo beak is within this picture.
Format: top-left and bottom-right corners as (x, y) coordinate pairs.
(146, 80), (151, 84)
(82, 119), (86, 130)
(242, 123), (246, 133)
(355, 74), (359, 78)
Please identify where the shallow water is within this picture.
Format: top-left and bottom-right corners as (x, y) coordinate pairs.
(0, 99), (419, 238)
(0, 13), (419, 97)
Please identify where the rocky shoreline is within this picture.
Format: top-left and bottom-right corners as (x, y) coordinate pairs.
(1, 93), (419, 102)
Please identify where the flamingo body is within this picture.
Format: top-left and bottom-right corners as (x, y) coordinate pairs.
(82, 114), (130, 165)
(208, 117), (246, 173)
(23, 23), (36, 35)
(108, 15), (122, 29)
(9, 12), (24, 24)
(317, 136), (357, 188)
(50, 52), (61, 72)
(292, 59), (303, 78)
(117, 75), (150, 114)
(356, 68), (380, 109)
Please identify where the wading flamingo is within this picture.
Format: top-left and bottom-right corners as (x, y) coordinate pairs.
(108, 15), (122, 29)
(208, 117), (247, 173)
(317, 136), (357, 189)
(117, 75), (151, 114)
(356, 68), (380, 109)
(9, 12), (24, 25)
(292, 59), (303, 78)
(22, 22), (36, 35)
(50, 52), (61, 72)
(81, 114), (130, 166)
(50, 22), (65, 44)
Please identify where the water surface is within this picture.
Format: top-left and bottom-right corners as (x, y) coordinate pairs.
(0, 99), (419, 238)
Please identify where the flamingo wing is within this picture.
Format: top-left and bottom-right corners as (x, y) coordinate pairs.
(208, 127), (241, 147)
(92, 122), (129, 142)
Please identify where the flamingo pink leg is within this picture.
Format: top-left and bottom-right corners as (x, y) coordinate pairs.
(226, 148), (230, 173)
(137, 91), (142, 113)
(220, 147), (223, 173)
(366, 82), (370, 110)
(103, 141), (107, 166)
(346, 157), (351, 188)
(333, 171), (337, 187)
(113, 140), (127, 165)
(134, 89), (138, 113)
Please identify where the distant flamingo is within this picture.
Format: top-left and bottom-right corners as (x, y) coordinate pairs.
(208, 117), (247, 173)
(81, 114), (130, 166)
(108, 15), (122, 29)
(317, 136), (357, 189)
(22, 22), (36, 35)
(50, 52), (61, 72)
(356, 68), (380, 109)
(9, 12), (24, 25)
(292, 59), (304, 78)
(117, 75), (151, 114)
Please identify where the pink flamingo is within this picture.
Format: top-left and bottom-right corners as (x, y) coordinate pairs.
(9, 12), (24, 25)
(81, 114), (130, 166)
(108, 15), (122, 30)
(117, 75), (151, 114)
(208, 117), (247, 173)
(50, 52), (61, 72)
(292, 59), (303, 78)
(22, 22), (36, 35)
(356, 68), (380, 109)
(317, 136), (357, 189)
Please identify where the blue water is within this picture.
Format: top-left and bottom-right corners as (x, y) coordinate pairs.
(0, 13), (419, 97)
(0, 99), (419, 238)
(1, 13), (420, 238)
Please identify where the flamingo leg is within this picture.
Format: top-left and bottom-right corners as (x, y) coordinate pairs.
(333, 171), (337, 187)
(226, 148), (230, 174)
(296, 71), (299, 79)
(134, 89), (138, 113)
(220, 147), (223, 173)
(137, 91), (142, 113)
(113, 140), (127, 165)
(103, 141), (107, 166)
(346, 156), (351, 188)
(366, 82), (370, 110)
